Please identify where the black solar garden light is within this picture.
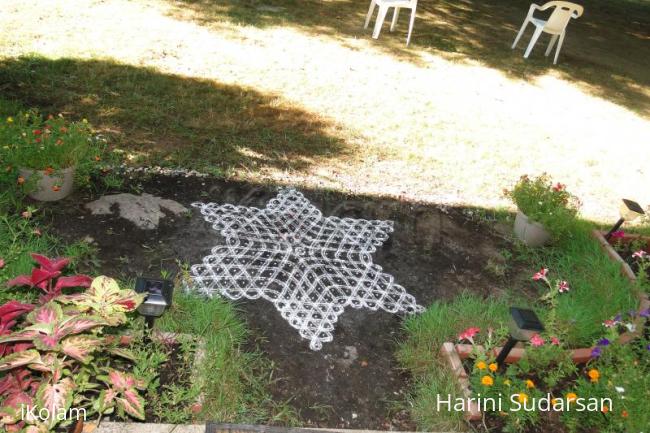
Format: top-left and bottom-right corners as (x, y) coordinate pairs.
(495, 307), (544, 370)
(605, 199), (645, 240)
(134, 276), (174, 328)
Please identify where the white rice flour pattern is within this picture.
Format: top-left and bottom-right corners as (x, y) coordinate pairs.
(189, 189), (424, 350)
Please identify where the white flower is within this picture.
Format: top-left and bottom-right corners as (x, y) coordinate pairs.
(615, 386), (625, 393)
(625, 323), (636, 332)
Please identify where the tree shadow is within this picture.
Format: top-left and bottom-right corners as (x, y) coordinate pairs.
(168, 0), (650, 116)
(0, 56), (350, 173)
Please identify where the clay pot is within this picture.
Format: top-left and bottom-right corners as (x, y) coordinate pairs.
(513, 209), (551, 247)
(19, 166), (75, 201)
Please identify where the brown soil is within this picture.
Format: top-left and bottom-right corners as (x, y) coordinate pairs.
(44, 174), (517, 430)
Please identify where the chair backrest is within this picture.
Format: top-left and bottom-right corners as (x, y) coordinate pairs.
(543, 1), (584, 33)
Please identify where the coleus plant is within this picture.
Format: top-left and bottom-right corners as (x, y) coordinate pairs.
(0, 255), (145, 432)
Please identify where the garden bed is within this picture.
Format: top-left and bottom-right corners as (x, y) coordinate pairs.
(42, 172), (517, 429)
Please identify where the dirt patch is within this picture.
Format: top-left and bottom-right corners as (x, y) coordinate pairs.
(44, 174), (514, 430)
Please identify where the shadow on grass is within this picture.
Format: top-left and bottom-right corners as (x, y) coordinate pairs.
(169, 0), (650, 116)
(0, 56), (349, 173)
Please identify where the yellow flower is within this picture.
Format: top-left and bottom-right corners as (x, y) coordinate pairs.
(525, 379), (535, 389)
(82, 118), (88, 123)
(488, 363), (498, 372)
(475, 361), (487, 370)
(517, 393), (528, 404)
(588, 369), (600, 383)
(481, 375), (494, 386)
(6, 117), (13, 123)
(566, 392), (577, 403)
(551, 398), (560, 406)
(503, 379), (511, 386)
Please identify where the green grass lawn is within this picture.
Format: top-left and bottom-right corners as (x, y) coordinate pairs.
(0, 0), (648, 221)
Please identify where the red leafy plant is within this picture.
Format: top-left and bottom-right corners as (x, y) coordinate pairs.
(0, 255), (145, 432)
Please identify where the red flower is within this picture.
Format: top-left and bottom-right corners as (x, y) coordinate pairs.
(530, 333), (545, 347)
(552, 183), (565, 192)
(550, 336), (560, 345)
(33, 129), (42, 135)
(0, 258), (4, 269)
(458, 327), (480, 344)
(532, 268), (548, 281)
(51, 185), (60, 192)
(610, 231), (625, 239)
(34, 138), (41, 143)
(16, 176), (25, 185)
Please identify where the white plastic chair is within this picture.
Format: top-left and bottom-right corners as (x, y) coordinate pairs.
(512, 1), (584, 64)
(364, 0), (418, 46)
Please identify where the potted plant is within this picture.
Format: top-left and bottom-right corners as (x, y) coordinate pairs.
(1, 112), (100, 202)
(504, 174), (579, 247)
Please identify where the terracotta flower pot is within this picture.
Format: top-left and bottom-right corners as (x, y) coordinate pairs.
(19, 166), (75, 202)
(513, 209), (551, 247)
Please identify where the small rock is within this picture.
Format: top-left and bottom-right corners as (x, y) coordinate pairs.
(85, 193), (188, 230)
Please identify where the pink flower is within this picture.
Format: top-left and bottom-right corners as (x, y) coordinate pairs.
(532, 268), (548, 281)
(610, 231), (625, 239)
(530, 333), (545, 347)
(553, 183), (565, 192)
(558, 280), (570, 293)
(632, 250), (648, 259)
(0, 258), (4, 269)
(458, 327), (480, 344)
(550, 336), (560, 346)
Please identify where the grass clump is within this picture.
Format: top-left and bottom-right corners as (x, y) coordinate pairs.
(397, 292), (520, 431)
(157, 292), (283, 424)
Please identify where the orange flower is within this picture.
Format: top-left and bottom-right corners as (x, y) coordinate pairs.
(94, 155), (101, 162)
(588, 369), (600, 383)
(602, 405), (609, 414)
(622, 410), (628, 418)
(488, 363), (498, 372)
(59, 127), (67, 133)
(517, 393), (528, 404)
(551, 398), (561, 406)
(44, 167), (54, 175)
(55, 139), (63, 145)
(566, 392), (577, 403)
(52, 185), (60, 192)
(17, 176), (25, 184)
(475, 361), (487, 370)
(525, 379), (535, 389)
(481, 375), (494, 386)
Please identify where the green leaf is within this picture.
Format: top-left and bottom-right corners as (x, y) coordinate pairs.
(35, 377), (75, 428)
(61, 335), (103, 363)
(0, 350), (42, 371)
(116, 390), (145, 420)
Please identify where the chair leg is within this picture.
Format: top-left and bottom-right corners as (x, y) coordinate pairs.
(523, 25), (543, 58)
(406, 7), (416, 45)
(545, 34), (558, 56)
(390, 7), (400, 32)
(372, 5), (389, 39)
(364, 0), (376, 29)
(512, 19), (529, 49)
(553, 31), (565, 64)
